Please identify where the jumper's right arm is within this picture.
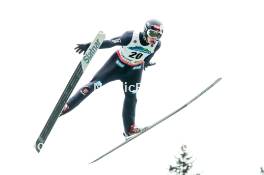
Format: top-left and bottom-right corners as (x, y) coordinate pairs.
(75, 31), (133, 54)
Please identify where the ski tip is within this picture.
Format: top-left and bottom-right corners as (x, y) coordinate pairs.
(217, 77), (222, 81)
(89, 157), (101, 164)
(35, 138), (44, 153)
(89, 160), (96, 164)
(212, 77), (222, 86)
(97, 31), (106, 38)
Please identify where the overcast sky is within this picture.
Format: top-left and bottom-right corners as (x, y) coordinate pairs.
(0, 0), (264, 175)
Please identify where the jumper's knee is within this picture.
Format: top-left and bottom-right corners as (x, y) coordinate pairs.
(80, 86), (90, 96)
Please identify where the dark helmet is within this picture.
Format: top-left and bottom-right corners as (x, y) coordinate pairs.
(144, 19), (163, 39)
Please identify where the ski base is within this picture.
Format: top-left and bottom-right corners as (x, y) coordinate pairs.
(35, 31), (105, 153)
(90, 77), (222, 164)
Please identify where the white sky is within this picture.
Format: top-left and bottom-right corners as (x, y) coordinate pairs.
(0, 0), (264, 174)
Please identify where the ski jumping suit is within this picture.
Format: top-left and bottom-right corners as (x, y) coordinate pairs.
(61, 31), (161, 135)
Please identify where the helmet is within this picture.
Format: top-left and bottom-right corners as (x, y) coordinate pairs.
(144, 19), (163, 39)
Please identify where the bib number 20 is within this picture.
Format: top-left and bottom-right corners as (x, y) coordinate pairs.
(129, 52), (143, 59)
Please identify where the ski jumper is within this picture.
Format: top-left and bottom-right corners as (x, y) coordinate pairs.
(61, 31), (161, 135)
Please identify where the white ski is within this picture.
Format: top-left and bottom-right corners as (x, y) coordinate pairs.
(90, 77), (222, 163)
(35, 31), (105, 153)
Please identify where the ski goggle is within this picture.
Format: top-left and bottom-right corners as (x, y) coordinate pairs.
(146, 29), (162, 39)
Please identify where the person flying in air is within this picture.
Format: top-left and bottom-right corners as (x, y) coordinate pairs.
(60, 19), (163, 138)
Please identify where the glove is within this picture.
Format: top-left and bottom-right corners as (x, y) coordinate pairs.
(74, 43), (91, 54)
(144, 62), (156, 70)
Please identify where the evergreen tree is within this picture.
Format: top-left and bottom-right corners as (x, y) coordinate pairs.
(261, 167), (264, 175)
(169, 145), (194, 175)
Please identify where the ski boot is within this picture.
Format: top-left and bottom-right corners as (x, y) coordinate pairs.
(123, 124), (148, 140)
